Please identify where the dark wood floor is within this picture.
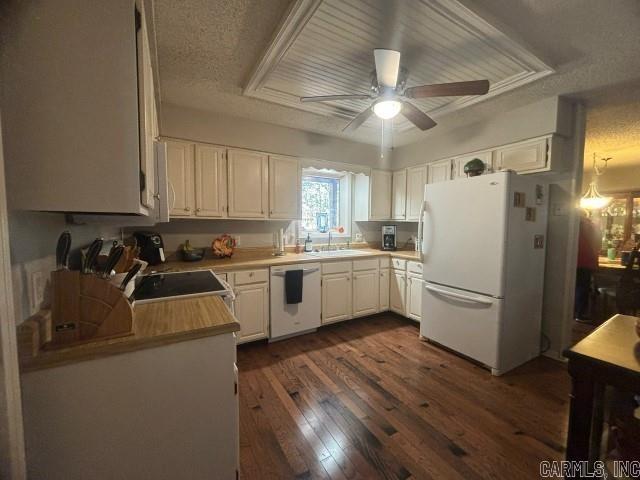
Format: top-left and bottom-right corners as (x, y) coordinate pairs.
(237, 314), (570, 480)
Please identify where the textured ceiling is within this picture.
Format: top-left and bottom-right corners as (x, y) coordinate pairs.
(584, 93), (640, 171)
(153, 0), (640, 147)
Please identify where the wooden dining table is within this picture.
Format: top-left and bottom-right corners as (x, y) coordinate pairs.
(564, 314), (640, 473)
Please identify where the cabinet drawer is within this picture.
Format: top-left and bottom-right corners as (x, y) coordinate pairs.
(233, 269), (269, 285)
(322, 261), (352, 275)
(407, 261), (422, 275)
(353, 258), (379, 271)
(379, 257), (391, 269)
(391, 258), (406, 271)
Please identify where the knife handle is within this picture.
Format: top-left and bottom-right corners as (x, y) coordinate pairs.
(83, 238), (103, 274)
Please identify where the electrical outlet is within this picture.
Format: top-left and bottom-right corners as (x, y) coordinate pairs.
(30, 270), (46, 314)
(235, 236), (241, 247)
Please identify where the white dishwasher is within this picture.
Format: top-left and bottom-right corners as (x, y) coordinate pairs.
(270, 263), (321, 340)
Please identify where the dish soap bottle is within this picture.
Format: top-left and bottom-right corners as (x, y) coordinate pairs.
(304, 233), (313, 252)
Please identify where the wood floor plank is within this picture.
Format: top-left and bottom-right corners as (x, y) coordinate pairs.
(237, 315), (570, 480)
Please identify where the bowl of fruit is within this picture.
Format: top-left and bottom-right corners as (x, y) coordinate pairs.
(212, 234), (236, 258)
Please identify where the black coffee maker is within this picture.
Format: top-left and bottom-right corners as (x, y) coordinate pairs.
(382, 225), (397, 251)
(133, 231), (166, 265)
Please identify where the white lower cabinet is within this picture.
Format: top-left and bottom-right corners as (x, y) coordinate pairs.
(352, 269), (379, 317)
(390, 269), (407, 315)
(233, 270), (269, 343)
(379, 268), (390, 311)
(321, 273), (352, 324)
(21, 332), (239, 480)
(406, 274), (423, 322)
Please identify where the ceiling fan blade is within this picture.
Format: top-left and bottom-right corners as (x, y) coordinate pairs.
(342, 107), (373, 133)
(373, 49), (401, 88)
(300, 94), (371, 103)
(404, 80), (490, 99)
(400, 102), (437, 131)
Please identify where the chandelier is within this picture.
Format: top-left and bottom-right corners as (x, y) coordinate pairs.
(580, 153), (612, 210)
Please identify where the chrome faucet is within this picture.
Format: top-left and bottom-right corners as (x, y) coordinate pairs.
(327, 231), (333, 251)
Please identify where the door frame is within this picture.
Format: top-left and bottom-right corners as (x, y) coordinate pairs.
(0, 113), (27, 479)
(558, 103), (587, 356)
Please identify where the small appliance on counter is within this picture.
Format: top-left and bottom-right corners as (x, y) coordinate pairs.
(133, 231), (165, 265)
(382, 225), (397, 251)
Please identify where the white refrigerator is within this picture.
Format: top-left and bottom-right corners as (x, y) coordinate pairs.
(418, 171), (548, 375)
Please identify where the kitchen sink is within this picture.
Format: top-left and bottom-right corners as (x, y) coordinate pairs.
(306, 249), (372, 258)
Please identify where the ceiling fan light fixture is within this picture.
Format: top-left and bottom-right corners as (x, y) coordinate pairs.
(373, 100), (401, 119)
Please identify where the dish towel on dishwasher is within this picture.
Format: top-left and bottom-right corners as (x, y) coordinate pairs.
(285, 269), (303, 304)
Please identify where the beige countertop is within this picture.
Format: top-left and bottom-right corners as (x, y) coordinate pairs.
(19, 295), (239, 372)
(19, 248), (418, 372)
(155, 248), (421, 273)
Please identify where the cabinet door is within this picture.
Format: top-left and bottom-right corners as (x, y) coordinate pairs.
(406, 165), (427, 221)
(406, 275), (423, 322)
(370, 170), (392, 220)
(427, 159), (452, 184)
(495, 138), (548, 173)
(452, 151), (493, 179)
(352, 269), (379, 317)
(379, 268), (390, 311)
(227, 149), (268, 218)
(166, 140), (194, 217)
(389, 271), (406, 315)
(137, 8), (157, 210)
(234, 283), (269, 343)
(321, 273), (352, 324)
(195, 144), (227, 218)
(392, 169), (407, 220)
(269, 155), (300, 219)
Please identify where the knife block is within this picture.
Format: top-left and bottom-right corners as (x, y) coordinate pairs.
(50, 270), (133, 347)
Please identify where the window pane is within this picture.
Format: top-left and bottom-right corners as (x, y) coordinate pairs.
(301, 175), (339, 232)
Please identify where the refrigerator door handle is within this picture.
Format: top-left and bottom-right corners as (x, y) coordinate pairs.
(424, 284), (493, 305)
(417, 200), (427, 262)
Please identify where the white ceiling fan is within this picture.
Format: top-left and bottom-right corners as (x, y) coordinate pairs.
(300, 49), (490, 132)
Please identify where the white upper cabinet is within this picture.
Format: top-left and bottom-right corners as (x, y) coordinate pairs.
(392, 169), (407, 220)
(3, 1), (156, 214)
(167, 141), (195, 217)
(269, 155), (300, 220)
(427, 159), (452, 184)
(452, 151), (493, 179)
(406, 165), (428, 221)
(227, 149), (269, 218)
(370, 170), (392, 220)
(194, 144), (227, 218)
(494, 137), (549, 173)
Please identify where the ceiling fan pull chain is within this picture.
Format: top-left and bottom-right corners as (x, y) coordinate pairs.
(380, 118), (385, 159)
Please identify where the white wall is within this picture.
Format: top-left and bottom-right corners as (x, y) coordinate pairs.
(8, 212), (119, 323)
(161, 104), (390, 169)
(393, 96), (573, 169)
